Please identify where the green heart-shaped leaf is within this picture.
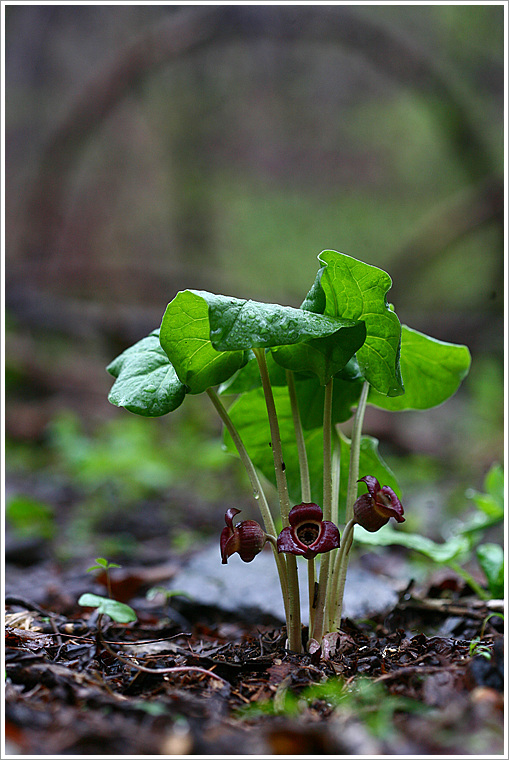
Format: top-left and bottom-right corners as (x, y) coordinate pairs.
(208, 293), (363, 360)
(223, 386), (323, 504)
(295, 375), (364, 430)
(219, 352), (365, 401)
(315, 250), (404, 396)
(272, 322), (366, 386)
(219, 350), (288, 395)
(107, 331), (186, 417)
(368, 325), (471, 410)
(159, 291), (247, 394)
(223, 386), (398, 512)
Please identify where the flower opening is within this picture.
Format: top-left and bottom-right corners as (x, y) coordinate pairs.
(353, 476), (405, 532)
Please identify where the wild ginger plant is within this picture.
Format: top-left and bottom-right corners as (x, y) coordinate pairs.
(107, 250), (471, 652)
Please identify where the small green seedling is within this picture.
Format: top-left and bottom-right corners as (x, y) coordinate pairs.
(86, 557), (121, 599)
(82, 558), (136, 624)
(146, 586), (193, 604)
(107, 250), (472, 652)
(78, 592), (137, 623)
(469, 610), (505, 660)
(469, 638), (492, 660)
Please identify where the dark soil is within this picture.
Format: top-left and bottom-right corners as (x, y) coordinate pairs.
(4, 560), (505, 756)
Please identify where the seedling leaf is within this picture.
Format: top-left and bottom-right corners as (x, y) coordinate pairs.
(78, 593), (137, 623)
(87, 558), (121, 572)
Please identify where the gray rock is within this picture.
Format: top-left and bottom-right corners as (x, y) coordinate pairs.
(168, 542), (399, 624)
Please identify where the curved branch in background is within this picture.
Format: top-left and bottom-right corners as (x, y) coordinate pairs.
(11, 5), (502, 330)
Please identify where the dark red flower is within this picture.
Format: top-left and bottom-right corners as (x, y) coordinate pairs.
(220, 508), (267, 564)
(277, 502), (340, 560)
(353, 476), (405, 532)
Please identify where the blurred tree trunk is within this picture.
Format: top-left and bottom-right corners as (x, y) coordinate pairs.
(169, 58), (216, 288)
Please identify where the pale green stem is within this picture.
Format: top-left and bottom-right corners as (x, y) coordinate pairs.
(331, 524), (355, 631)
(253, 349), (291, 522)
(206, 387), (289, 614)
(253, 348), (302, 653)
(327, 518), (356, 630)
(331, 442), (341, 531)
(322, 379), (334, 523)
(329, 381), (370, 631)
(324, 442), (341, 627)
(207, 388), (276, 535)
(286, 369), (315, 636)
(286, 370), (311, 503)
(310, 379), (333, 641)
(345, 381), (370, 524)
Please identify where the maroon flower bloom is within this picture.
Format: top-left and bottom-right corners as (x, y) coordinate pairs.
(354, 476), (405, 532)
(220, 508), (267, 564)
(277, 502), (340, 560)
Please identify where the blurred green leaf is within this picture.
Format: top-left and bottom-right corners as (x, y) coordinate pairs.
(355, 524), (472, 563)
(6, 495), (55, 540)
(49, 412), (176, 497)
(476, 543), (504, 598)
(467, 463), (504, 517)
(87, 558), (121, 572)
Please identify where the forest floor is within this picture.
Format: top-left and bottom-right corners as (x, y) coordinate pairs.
(5, 550), (505, 757)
